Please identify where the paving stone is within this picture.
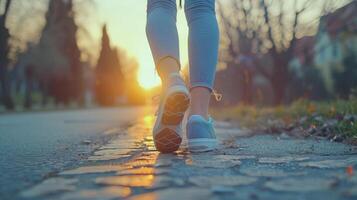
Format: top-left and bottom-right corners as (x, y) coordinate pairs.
(211, 185), (236, 194)
(98, 143), (141, 150)
(174, 148), (190, 157)
(109, 139), (140, 144)
(96, 175), (184, 189)
(328, 172), (357, 184)
(96, 175), (154, 187)
(19, 117), (357, 200)
(125, 158), (157, 168)
(21, 178), (78, 198)
(60, 165), (131, 175)
(143, 141), (155, 146)
(116, 167), (170, 175)
(88, 154), (131, 161)
(146, 146), (157, 151)
(345, 174), (357, 184)
(344, 186), (357, 197)
(59, 186), (131, 200)
(212, 154), (256, 160)
(258, 156), (310, 164)
(264, 177), (336, 192)
(240, 165), (290, 177)
(186, 158), (241, 168)
(213, 148), (242, 155)
(93, 149), (133, 156)
(127, 188), (212, 200)
(221, 141), (240, 149)
(139, 151), (159, 157)
(144, 136), (153, 141)
(189, 176), (257, 187)
(136, 153), (159, 161)
(299, 157), (357, 169)
(154, 159), (174, 168)
(236, 135), (357, 156)
(186, 155), (242, 168)
(193, 153), (255, 164)
(85, 148), (134, 161)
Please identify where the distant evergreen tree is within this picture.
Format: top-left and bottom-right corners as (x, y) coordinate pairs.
(0, 0), (14, 110)
(95, 25), (124, 106)
(34, 0), (83, 105)
(60, 0), (83, 104)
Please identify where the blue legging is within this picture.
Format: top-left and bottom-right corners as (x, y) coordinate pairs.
(146, 0), (219, 91)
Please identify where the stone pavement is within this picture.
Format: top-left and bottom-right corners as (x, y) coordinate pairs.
(19, 115), (357, 200)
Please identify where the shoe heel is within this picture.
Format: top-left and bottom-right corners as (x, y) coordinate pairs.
(162, 92), (190, 125)
(154, 128), (182, 153)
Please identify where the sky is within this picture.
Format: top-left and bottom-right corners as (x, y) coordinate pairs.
(91, 0), (189, 89)
(4, 0), (351, 90)
(89, 0), (349, 90)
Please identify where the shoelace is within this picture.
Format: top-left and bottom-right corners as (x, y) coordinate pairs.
(212, 90), (223, 101)
(153, 90), (222, 104)
(152, 89), (222, 116)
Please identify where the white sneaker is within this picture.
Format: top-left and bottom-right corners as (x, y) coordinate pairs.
(153, 73), (190, 153)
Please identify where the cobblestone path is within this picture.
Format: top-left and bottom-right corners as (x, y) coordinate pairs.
(20, 115), (357, 200)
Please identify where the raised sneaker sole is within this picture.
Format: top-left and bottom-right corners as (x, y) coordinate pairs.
(161, 91), (190, 125)
(154, 128), (182, 153)
(153, 85), (190, 153)
(188, 138), (218, 153)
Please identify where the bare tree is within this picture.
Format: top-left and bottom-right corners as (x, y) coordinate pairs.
(217, 0), (350, 104)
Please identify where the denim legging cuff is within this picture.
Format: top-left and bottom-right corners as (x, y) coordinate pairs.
(146, 0), (219, 91)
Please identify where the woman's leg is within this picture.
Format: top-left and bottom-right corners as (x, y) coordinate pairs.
(146, 0), (180, 82)
(146, 0), (190, 153)
(184, 0), (219, 119)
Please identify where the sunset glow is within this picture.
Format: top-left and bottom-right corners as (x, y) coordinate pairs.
(7, 0), (339, 91)
(92, 0), (189, 90)
(137, 56), (161, 90)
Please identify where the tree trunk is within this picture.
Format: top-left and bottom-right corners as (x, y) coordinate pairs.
(24, 65), (35, 109)
(24, 79), (32, 109)
(0, 72), (14, 110)
(271, 54), (290, 105)
(0, 0), (14, 110)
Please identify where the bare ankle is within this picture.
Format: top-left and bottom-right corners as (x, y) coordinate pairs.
(157, 57), (180, 81)
(189, 87), (211, 120)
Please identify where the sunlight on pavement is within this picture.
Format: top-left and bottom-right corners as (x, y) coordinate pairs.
(19, 114), (357, 199)
(144, 115), (155, 127)
(59, 186), (132, 199)
(126, 114), (155, 140)
(96, 175), (156, 187)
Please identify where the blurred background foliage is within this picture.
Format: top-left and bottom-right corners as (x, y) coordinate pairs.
(214, 0), (357, 106)
(0, 0), (145, 111)
(0, 0), (356, 112)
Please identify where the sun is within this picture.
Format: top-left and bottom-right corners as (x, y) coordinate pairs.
(137, 61), (161, 90)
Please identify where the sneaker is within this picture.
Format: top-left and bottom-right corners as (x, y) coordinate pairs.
(153, 73), (190, 153)
(186, 115), (218, 152)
